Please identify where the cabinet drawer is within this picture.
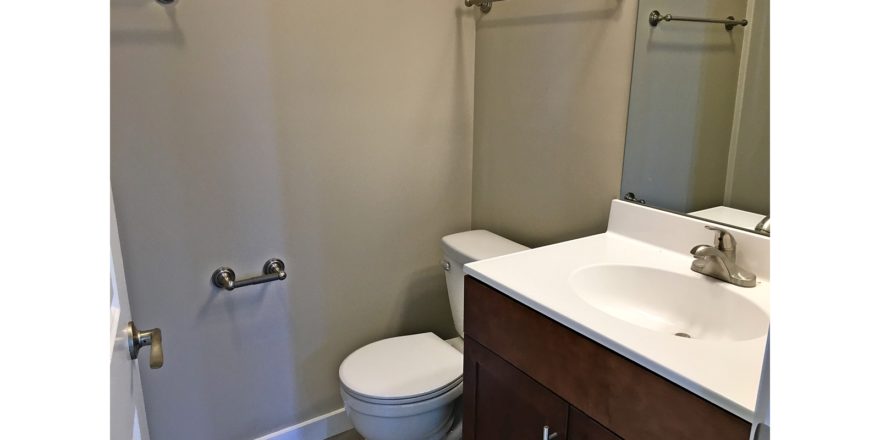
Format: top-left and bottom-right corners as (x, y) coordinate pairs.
(464, 276), (751, 440)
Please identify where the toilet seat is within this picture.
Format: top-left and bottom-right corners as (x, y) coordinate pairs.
(341, 380), (463, 418)
(342, 376), (462, 405)
(339, 333), (463, 402)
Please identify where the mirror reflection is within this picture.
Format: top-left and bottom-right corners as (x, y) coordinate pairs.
(620, 0), (769, 234)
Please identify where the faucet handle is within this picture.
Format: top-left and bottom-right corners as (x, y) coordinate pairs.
(755, 215), (770, 234)
(705, 225), (737, 253)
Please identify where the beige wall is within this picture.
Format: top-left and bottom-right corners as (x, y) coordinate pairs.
(727, 0), (770, 214)
(111, 1), (474, 439)
(471, 0), (638, 247)
(621, 0), (747, 213)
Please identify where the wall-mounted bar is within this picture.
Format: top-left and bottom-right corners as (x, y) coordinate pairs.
(649, 10), (748, 31)
(212, 258), (287, 291)
(623, 192), (647, 205)
(465, 0), (505, 14)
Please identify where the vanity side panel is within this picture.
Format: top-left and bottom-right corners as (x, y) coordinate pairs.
(464, 276), (751, 440)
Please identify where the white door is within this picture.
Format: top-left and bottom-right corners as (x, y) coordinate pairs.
(111, 195), (152, 440)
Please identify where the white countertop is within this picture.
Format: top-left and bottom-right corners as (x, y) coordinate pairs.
(464, 200), (769, 422)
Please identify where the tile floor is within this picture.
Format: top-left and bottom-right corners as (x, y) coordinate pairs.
(327, 429), (363, 440)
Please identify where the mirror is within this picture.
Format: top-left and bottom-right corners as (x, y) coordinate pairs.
(620, 0), (769, 234)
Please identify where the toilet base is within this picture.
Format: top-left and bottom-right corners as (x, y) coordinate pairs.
(444, 399), (463, 440)
(342, 389), (462, 440)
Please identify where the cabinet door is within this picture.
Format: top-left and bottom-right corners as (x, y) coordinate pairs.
(464, 337), (568, 440)
(568, 407), (621, 440)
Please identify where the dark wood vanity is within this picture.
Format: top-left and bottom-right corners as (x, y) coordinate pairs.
(463, 276), (752, 440)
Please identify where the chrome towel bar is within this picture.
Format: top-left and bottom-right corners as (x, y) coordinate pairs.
(649, 10), (748, 30)
(212, 258), (287, 291)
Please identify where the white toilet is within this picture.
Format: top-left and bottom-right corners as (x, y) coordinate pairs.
(338, 230), (528, 440)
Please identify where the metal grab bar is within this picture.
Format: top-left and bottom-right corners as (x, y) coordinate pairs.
(649, 10), (748, 30)
(212, 258), (287, 291)
(623, 192), (647, 205)
(465, 0), (505, 14)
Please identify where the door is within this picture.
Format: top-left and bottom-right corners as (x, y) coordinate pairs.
(463, 337), (569, 440)
(567, 407), (621, 440)
(110, 195), (152, 440)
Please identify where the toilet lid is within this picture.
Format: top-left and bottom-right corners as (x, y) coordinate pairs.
(339, 333), (463, 400)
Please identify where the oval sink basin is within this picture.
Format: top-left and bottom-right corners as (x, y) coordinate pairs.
(569, 265), (768, 341)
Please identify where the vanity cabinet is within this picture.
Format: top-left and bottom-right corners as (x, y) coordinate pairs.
(462, 276), (752, 440)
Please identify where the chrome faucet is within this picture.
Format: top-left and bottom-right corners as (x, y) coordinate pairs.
(690, 225), (756, 288)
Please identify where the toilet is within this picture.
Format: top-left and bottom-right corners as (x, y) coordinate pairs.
(338, 230), (528, 440)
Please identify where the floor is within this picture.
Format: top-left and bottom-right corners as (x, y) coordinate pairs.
(327, 429), (363, 440)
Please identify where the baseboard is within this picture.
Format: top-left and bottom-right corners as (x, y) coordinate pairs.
(254, 408), (354, 440)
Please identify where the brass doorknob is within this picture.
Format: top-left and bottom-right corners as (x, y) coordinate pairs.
(127, 321), (163, 369)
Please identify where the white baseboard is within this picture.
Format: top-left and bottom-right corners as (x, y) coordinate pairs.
(254, 408), (354, 440)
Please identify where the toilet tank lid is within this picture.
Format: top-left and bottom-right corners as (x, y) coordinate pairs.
(441, 230), (528, 264)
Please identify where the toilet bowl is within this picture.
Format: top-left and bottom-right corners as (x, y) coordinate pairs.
(339, 333), (463, 440)
(338, 230), (528, 440)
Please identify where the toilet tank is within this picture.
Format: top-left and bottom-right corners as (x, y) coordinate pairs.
(441, 230), (528, 338)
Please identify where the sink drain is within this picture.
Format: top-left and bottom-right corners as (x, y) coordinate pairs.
(674, 332), (692, 339)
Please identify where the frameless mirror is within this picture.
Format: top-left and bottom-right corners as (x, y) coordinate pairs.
(620, 0), (769, 234)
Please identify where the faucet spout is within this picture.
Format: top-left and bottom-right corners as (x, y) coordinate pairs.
(691, 244), (725, 260)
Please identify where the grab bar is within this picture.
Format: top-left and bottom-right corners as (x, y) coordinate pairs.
(649, 10), (748, 31)
(624, 192), (647, 205)
(465, 0), (505, 14)
(212, 258), (287, 291)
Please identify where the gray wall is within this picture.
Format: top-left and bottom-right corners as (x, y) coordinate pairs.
(728, 0), (770, 214)
(621, 0), (746, 213)
(471, 0), (638, 248)
(111, 1), (475, 439)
